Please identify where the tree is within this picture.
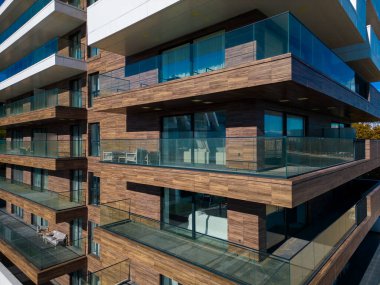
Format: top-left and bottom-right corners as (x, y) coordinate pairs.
(352, 123), (374, 139)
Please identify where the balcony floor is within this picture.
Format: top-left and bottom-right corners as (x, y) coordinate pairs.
(0, 210), (81, 269)
(0, 180), (81, 211)
(103, 221), (290, 285)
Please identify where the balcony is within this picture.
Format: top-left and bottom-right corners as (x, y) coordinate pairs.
(93, 12), (380, 121)
(0, 1), (35, 34)
(0, 210), (86, 284)
(0, 0), (86, 70)
(0, 88), (86, 128)
(0, 37), (87, 100)
(100, 137), (365, 179)
(0, 178), (86, 224)
(88, 0), (366, 56)
(97, 182), (377, 285)
(81, 259), (132, 285)
(0, 140), (87, 170)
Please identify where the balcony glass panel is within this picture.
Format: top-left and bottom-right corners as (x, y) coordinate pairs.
(339, 0), (367, 40)
(100, 137), (365, 178)
(98, 12), (362, 99)
(99, 187), (373, 285)
(81, 260), (131, 285)
(0, 210), (85, 270)
(0, 139), (86, 158)
(0, 0), (4, 6)
(0, 37), (86, 82)
(0, 88), (84, 118)
(369, 26), (380, 70)
(0, 178), (85, 210)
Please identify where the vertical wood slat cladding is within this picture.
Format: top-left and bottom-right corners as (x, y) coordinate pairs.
(309, 185), (380, 285)
(95, 228), (236, 285)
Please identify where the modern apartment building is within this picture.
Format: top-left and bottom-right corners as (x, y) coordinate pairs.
(0, 0), (379, 284)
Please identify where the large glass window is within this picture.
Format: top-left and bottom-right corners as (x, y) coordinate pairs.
(32, 168), (48, 190)
(88, 221), (100, 257)
(265, 111), (305, 137)
(70, 79), (82, 108)
(31, 214), (48, 227)
(160, 275), (181, 285)
(88, 73), (100, 107)
(69, 32), (82, 59)
(161, 111), (226, 165)
(71, 125), (82, 157)
(264, 111), (283, 137)
(11, 205), (23, 219)
(161, 44), (191, 82)
(70, 218), (82, 248)
(162, 188), (227, 240)
(193, 31), (225, 74)
(12, 166), (23, 183)
(286, 114), (305, 137)
(89, 173), (100, 205)
(89, 123), (100, 157)
(71, 170), (83, 203)
(11, 129), (23, 149)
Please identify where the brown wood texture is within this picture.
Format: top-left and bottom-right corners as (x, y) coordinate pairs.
(98, 143), (380, 208)
(0, 106), (87, 129)
(0, 155), (87, 170)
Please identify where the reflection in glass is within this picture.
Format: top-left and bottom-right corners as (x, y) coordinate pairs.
(264, 111), (283, 137)
(162, 188), (227, 240)
(286, 115), (305, 137)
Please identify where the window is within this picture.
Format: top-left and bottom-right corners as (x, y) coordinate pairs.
(87, 46), (99, 58)
(11, 205), (23, 219)
(161, 44), (191, 82)
(12, 166), (23, 183)
(89, 173), (100, 205)
(162, 188), (227, 240)
(71, 170), (83, 203)
(161, 111), (226, 165)
(88, 221), (100, 257)
(88, 73), (100, 107)
(69, 32), (82, 59)
(32, 168), (48, 190)
(160, 275), (182, 285)
(68, 0), (81, 8)
(31, 214), (48, 227)
(286, 114), (305, 137)
(71, 125), (82, 157)
(70, 218), (82, 248)
(264, 111), (283, 137)
(70, 79), (82, 108)
(88, 272), (100, 285)
(70, 270), (83, 285)
(11, 129), (23, 149)
(89, 123), (100, 156)
(264, 111), (305, 137)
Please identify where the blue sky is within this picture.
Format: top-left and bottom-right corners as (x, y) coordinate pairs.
(375, 82), (380, 91)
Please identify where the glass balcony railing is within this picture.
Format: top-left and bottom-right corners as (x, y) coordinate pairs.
(0, 88), (84, 118)
(97, 12), (366, 100)
(0, 139), (86, 158)
(0, 210), (86, 270)
(0, 37), (86, 83)
(0, 0), (84, 45)
(0, 0), (5, 7)
(80, 260), (132, 285)
(372, 0), (380, 20)
(100, 137), (365, 178)
(0, 178), (85, 210)
(369, 26), (380, 70)
(99, 190), (371, 285)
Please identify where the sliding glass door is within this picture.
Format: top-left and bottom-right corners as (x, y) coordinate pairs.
(162, 188), (227, 240)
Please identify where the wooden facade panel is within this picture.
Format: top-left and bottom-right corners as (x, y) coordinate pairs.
(93, 54), (293, 111)
(0, 106), (87, 128)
